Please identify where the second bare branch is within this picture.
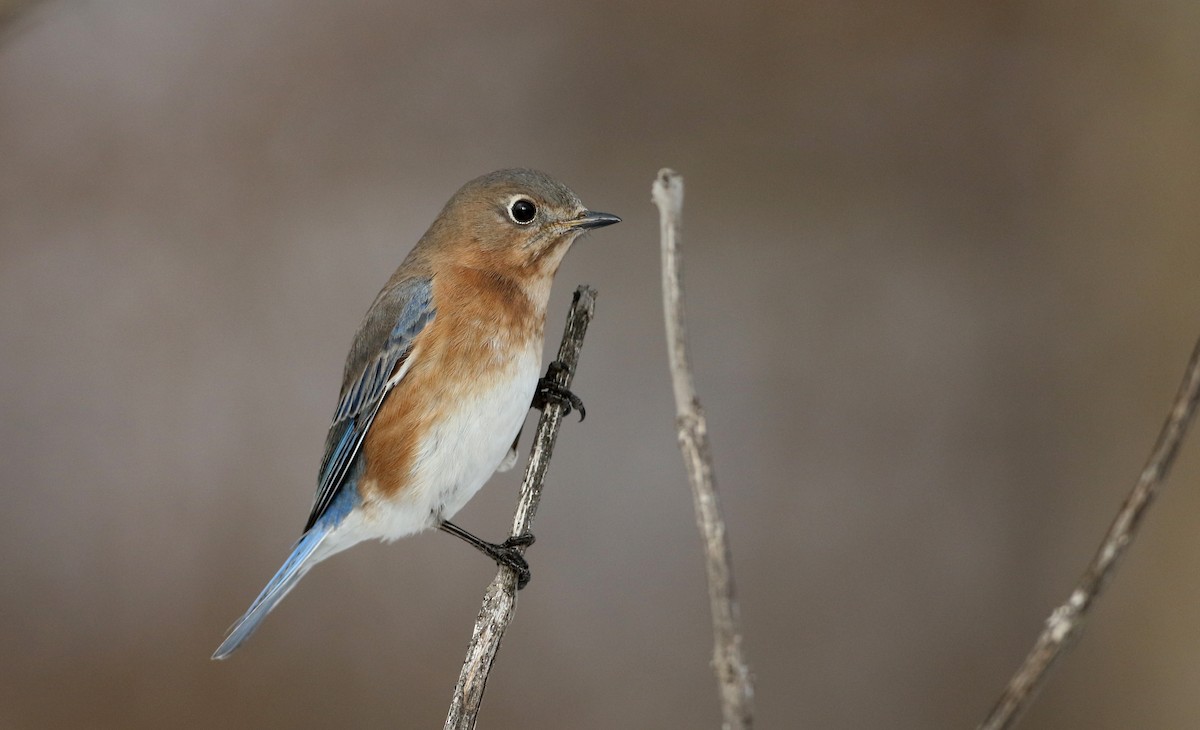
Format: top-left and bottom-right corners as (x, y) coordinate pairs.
(654, 168), (755, 730)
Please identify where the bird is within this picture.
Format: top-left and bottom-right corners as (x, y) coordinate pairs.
(212, 169), (620, 659)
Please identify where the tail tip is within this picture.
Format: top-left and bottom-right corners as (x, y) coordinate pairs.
(211, 637), (239, 661)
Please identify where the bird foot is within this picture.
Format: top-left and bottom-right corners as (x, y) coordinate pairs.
(441, 522), (536, 589)
(533, 361), (585, 421)
(489, 533), (535, 589)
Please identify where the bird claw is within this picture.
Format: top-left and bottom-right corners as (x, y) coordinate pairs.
(490, 534), (534, 589)
(501, 532), (536, 549)
(441, 521), (535, 589)
(533, 361), (585, 421)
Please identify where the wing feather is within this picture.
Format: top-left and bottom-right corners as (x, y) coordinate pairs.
(303, 277), (435, 532)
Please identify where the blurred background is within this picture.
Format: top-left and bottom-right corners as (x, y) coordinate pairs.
(3, 1), (1200, 728)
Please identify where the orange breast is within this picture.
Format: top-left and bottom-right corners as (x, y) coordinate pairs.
(358, 265), (543, 504)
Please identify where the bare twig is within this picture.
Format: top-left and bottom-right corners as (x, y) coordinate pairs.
(443, 286), (598, 730)
(978, 335), (1200, 730)
(653, 169), (755, 730)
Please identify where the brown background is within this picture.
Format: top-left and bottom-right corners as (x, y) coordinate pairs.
(3, 2), (1200, 728)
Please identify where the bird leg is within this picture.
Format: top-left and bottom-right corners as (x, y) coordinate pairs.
(440, 520), (535, 589)
(533, 360), (586, 421)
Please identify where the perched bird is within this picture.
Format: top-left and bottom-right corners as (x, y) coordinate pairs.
(212, 169), (619, 659)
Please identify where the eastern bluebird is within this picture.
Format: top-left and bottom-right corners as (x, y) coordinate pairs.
(212, 169), (619, 659)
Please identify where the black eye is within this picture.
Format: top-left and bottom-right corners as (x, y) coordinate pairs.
(508, 198), (537, 224)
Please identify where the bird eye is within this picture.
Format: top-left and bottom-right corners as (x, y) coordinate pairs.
(508, 198), (537, 225)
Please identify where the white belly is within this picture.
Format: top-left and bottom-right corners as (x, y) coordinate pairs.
(313, 337), (542, 563)
(409, 345), (542, 521)
(344, 342), (540, 541)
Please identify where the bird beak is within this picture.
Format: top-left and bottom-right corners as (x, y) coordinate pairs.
(569, 210), (622, 230)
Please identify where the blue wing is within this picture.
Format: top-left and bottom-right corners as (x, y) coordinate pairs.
(303, 277), (435, 532)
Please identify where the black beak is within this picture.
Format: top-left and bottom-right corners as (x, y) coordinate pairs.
(571, 210), (622, 230)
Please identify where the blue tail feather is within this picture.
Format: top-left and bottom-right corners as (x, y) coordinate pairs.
(211, 524), (331, 660)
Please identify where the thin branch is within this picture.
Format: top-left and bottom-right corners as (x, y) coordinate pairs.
(653, 168), (755, 730)
(443, 286), (598, 730)
(978, 334), (1200, 730)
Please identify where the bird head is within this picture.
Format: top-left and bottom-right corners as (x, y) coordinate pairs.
(420, 169), (620, 286)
